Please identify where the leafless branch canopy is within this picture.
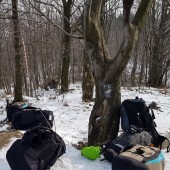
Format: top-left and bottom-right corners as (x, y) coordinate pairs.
(29, 0), (83, 39)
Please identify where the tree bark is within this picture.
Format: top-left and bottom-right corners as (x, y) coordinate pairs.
(85, 0), (153, 145)
(12, 0), (23, 102)
(0, 35), (2, 89)
(61, 0), (72, 93)
(131, 48), (138, 87)
(148, 0), (169, 87)
(82, 46), (94, 102)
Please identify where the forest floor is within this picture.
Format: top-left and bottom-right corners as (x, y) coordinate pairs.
(0, 84), (170, 170)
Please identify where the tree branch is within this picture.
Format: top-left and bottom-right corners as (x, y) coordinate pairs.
(29, 0), (83, 39)
(85, 0), (103, 41)
(62, 0), (66, 6)
(104, 0), (154, 81)
(0, 17), (11, 19)
(34, 0), (83, 35)
(70, 0), (83, 16)
(123, 0), (134, 24)
(132, 0), (153, 29)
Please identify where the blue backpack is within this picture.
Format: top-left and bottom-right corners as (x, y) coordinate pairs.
(120, 97), (170, 152)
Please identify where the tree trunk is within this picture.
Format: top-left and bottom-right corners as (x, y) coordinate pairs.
(12, 0), (23, 102)
(88, 78), (121, 145)
(0, 35), (2, 88)
(85, 0), (153, 145)
(148, 0), (169, 87)
(131, 48), (138, 87)
(139, 50), (145, 85)
(148, 38), (163, 87)
(82, 46), (94, 102)
(61, 0), (72, 93)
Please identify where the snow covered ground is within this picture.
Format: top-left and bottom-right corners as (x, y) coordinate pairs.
(0, 84), (170, 170)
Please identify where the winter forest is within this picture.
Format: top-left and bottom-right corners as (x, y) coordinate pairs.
(0, 0), (170, 97)
(0, 0), (170, 170)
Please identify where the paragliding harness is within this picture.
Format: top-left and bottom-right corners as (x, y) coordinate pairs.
(120, 97), (170, 152)
(102, 125), (152, 155)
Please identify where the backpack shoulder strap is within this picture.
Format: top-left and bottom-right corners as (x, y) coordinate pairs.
(159, 135), (170, 152)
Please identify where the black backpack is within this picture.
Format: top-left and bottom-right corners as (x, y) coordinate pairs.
(103, 125), (152, 154)
(12, 107), (54, 130)
(6, 127), (66, 170)
(120, 97), (170, 151)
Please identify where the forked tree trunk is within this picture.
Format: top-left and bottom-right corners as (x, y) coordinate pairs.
(82, 46), (94, 102)
(12, 0), (23, 102)
(85, 0), (153, 145)
(88, 78), (121, 145)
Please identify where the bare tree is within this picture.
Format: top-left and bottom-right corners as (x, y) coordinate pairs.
(60, 0), (73, 93)
(82, 0), (119, 102)
(12, 0), (23, 102)
(148, 0), (170, 87)
(84, 0), (153, 145)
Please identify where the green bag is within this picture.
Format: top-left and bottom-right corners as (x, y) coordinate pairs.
(81, 146), (101, 160)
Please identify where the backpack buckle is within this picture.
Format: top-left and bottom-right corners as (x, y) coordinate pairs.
(136, 147), (145, 155)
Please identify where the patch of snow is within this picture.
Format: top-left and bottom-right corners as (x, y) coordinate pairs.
(0, 84), (170, 170)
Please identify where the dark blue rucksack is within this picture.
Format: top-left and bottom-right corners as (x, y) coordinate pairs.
(120, 97), (170, 152)
(104, 125), (152, 154)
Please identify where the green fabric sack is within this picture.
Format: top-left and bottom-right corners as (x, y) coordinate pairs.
(81, 146), (101, 160)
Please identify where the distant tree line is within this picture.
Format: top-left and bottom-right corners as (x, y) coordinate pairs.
(0, 0), (169, 100)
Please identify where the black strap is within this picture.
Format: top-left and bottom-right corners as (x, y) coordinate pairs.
(22, 106), (38, 110)
(28, 126), (53, 133)
(39, 110), (52, 128)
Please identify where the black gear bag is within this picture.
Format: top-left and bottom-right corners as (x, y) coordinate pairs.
(12, 107), (54, 130)
(6, 127), (66, 170)
(103, 125), (152, 154)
